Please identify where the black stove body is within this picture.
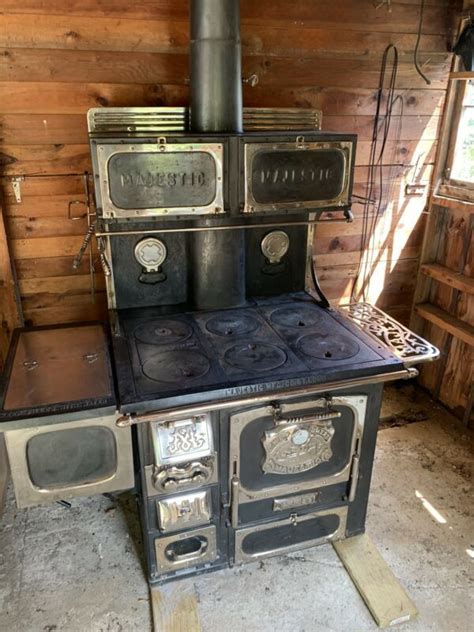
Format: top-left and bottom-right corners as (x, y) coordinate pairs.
(84, 0), (438, 584)
(112, 299), (405, 582)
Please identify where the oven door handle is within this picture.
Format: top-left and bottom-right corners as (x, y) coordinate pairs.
(230, 475), (240, 529)
(275, 411), (341, 425)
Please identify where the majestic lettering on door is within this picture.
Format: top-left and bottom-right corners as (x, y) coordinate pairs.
(120, 171), (207, 189)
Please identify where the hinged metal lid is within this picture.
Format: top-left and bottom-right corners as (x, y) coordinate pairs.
(0, 324), (115, 421)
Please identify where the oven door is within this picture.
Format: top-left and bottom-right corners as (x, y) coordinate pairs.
(4, 411), (134, 508)
(228, 395), (366, 526)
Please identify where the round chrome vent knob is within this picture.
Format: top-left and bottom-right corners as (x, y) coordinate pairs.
(261, 230), (290, 264)
(134, 238), (167, 272)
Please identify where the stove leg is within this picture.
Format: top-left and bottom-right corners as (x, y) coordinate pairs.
(150, 581), (201, 632)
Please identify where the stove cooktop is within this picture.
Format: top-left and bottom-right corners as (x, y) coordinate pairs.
(112, 295), (403, 413)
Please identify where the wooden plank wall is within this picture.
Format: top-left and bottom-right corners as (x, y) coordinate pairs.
(0, 190), (21, 370)
(409, 0), (473, 424)
(0, 0), (456, 335)
(415, 197), (473, 422)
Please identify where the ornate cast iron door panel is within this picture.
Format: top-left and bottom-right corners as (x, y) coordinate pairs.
(228, 396), (366, 514)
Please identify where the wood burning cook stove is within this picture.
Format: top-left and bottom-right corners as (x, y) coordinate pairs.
(0, 0), (438, 585)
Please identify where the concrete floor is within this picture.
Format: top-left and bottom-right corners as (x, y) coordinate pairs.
(0, 383), (472, 632)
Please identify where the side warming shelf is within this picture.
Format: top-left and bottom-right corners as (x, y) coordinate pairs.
(339, 303), (439, 367)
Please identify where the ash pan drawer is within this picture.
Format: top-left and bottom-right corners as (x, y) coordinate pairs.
(235, 507), (347, 565)
(155, 525), (217, 573)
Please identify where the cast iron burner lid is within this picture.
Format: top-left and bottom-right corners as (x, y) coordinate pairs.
(142, 349), (210, 384)
(224, 342), (287, 372)
(134, 319), (192, 346)
(270, 305), (323, 329)
(298, 333), (360, 360)
(206, 313), (260, 337)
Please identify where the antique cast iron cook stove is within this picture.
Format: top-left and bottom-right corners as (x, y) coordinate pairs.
(0, 0), (438, 586)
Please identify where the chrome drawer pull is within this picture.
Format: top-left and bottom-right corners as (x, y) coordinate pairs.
(164, 536), (208, 564)
(153, 460), (213, 491)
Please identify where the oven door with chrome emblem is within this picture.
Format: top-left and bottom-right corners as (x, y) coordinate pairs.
(228, 395), (366, 526)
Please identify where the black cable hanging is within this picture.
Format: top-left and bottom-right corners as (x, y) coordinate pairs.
(414, 0), (431, 85)
(351, 44), (399, 303)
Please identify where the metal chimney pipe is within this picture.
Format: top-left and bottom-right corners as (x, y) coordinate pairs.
(190, 0), (243, 133)
(189, 0), (246, 310)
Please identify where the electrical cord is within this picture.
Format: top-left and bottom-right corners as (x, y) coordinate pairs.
(414, 0), (431, 85)
(351, 44), (400, 302)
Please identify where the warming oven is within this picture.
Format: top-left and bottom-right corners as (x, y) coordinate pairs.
(0, 0), (439, 587)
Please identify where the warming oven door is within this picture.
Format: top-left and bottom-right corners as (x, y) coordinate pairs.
(4, 411), (134, 508)
(228, 395), (365, 562)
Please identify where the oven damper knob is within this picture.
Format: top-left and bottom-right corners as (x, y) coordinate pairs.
(134, 237), (168, 284)
(261, 231), (290, 265)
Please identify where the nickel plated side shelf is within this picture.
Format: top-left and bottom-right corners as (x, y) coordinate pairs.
(339, 303), (440, 367)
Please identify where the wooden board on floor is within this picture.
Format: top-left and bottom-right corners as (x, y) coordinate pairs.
(0, 434), (9, 518)
(333, 533), (418, 629)
(150, 583), (201, 632)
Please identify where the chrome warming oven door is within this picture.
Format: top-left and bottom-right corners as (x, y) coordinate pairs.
(228, 395), (365, 564)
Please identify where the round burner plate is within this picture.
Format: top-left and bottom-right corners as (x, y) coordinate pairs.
(298, 333), (360, 360)
(134, 319), (192, 346)
(224, 342), (287, 372)
(143, 350), (210, 384)
(270, 305), (323, 329)
(206, 313), (260, 337)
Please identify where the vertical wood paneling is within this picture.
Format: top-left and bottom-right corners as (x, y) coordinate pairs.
(0, 191), (22, 367)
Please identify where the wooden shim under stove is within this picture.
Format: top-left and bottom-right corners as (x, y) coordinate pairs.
(333, 533), (418, 629)
(150, 581), (201, 632)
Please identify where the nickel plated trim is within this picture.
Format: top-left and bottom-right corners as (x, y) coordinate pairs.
(101, 234), (116, 309)
(150, 414), (214, 467)
(228, 396), (367, 504)
(87, 107), (322, 135)
(234, 506), (348, 564)
(243, 140), (353, 214)
(339, 303), (440, 366)
(156, 489), (212, 533)
(94, 217), (351, 239)
(96, 142), (224, 219)
(5, 414), (134, 508)
(116, 368), (418, 428)
(154, 524), (217, 573)
(144, 460), (218, 498)
(305, 212), (317, 290)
